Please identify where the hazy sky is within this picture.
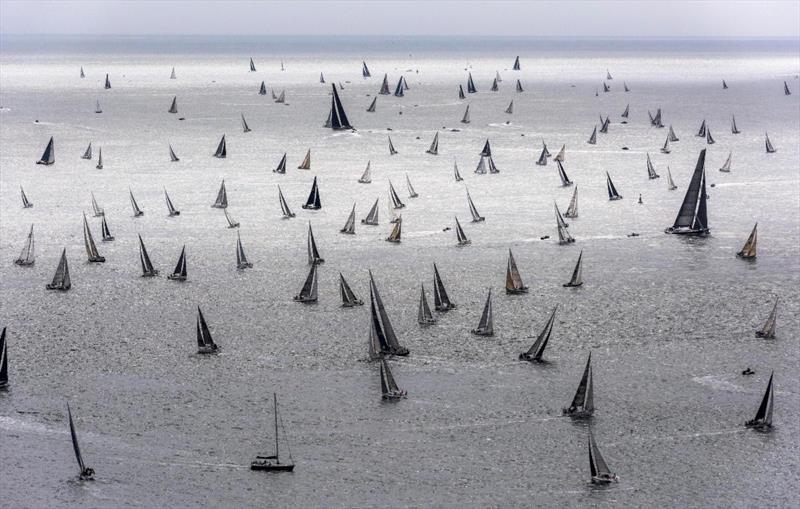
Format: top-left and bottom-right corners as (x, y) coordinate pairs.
(1, 0), (799, 37)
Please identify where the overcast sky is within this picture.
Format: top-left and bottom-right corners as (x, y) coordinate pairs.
(1, 0), (799, 37)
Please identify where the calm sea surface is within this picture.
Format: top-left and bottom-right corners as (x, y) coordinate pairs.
(1, 36), (799, 508)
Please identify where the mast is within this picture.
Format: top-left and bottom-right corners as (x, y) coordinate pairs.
(736, 223), (757, 259)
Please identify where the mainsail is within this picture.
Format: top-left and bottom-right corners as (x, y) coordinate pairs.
(46, 248), (71, 290)
(212, 180), (228, 208)
(20, 186), (33, 208)
(406, 173), (418, 198)
(433, 263), (456, 311)
(294, 265), (319, 303)
(67, 403), (94, 480)
(278, 186), (295, 218)
(519, 305), (558, 362)
(361, 198), (379, 225)
(129, 190), (144, 216)
(82, 142), (92, 160)
(564, 185), (578, 218)
(646, 153), (660, 179)
(340, 203), (356, 234)
(394, 77), (404, 97)
(273, 153), (288, 174)
(556, 203), (574, 244)
(362, 61), (371, 78)
(471, 289), (494, 336)
(516, 80), (523, 92)
(466, 188), (484, 222)
(719, 151), (732, 172)
(366, 97), (377, 113)
(668, 125), (679, 141)
(165, 189), (180, 216)
(455, 216), (470, 245)
(563, 250), (584, 287)
(14, 224), (35, 266)
(557, 161), (573, 186)
(358, 161), (372, 183)
(236, 232), (252, 269)
(37, 137), (55, 165)
(302, 176), (321, 210)
(588, 431), (617, 483)
(665, 149), (709, 235)
(168, 96), (178, 113)
(587, 126), (597, 145)
(138, 235), (158, 277)
(169, 144), (180, 162)
(453, 159), (463, 181)
(417, 284), (436, 325)
(196, 307), (218, 353)
(736, 223), (757, 259)
(339, 273), (363, 307)
(167, 245), (187, 281)
(82, 213), (104, 263)
(307, 222), (324, 265)
(505, 249), (527, 294)
(467, 72), (477, 93)
(388, 181), (405, 209)
(731, 115), (740, 134)
(667, 167), (678, 190)
(104, 74), (111, 89)
(368, 270), (409, 356)
(100, 216), (114, 241)
(388, 136), (398, 155)
(250, 58), (256, 71)
(563, 353), (594, 417)
(765, 133), (776, 153)
(241, 114), (252, 133)
(426, 132), (439, 155)
(213, 135), (227, 158)
(755, 298), (778, 339)
(606, 172), (622, 200)
(745, 372), (774, 429)
(379, 74), (390, 95)
(513, 56), (521, 70)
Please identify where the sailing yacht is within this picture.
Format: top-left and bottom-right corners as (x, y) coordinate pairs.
(765, 133), (776, 153)
(20, 186), (33, 208)
(46, 249), (71, 290)
(361, 199), (379, 225)
(394, 77), (404, 97)
(562, 353), (594, 418)
(278, 186), (295, 218)
(646, 153), (660, 179)
(458, 84), (466, 99)
(362, 61), (371, 78)
(515, 80), (524, 92)
(535, 148), (548, 166)
(555, 203), (574, 244)
(466, 188), (484, 222)
(667, 167), (678, 190)
(736, 224), (757, 259)
(67, 403), (95, 480)
(82, 213), (105, 263)
(471, 289), (494, 336)
(167, 246), (187, 281)
(36, 137), (55, 165)
(519, 306), (557, 362)
(563, 251), (584, 287)
(660, 134), (671, 154)
(453, 160), (463, 182)
(379, 74), (390, 94)
(564, 186), (578, 218)
(213, 135), (227, 158)
(784, 81), (791, 95)
(513, 56), (521, 70)
(367, 270), (410, 356)
(196, 307), (219, 354)
(100, 217), (114, 241)
(224, 208), (240, 228)
(251, 394), (296, 471)
(665, 150), (709, 235)
(296, 149), (311, 170)
(556, 161), (573, 186)
(366, 97), (377, 113)
(461, 104), (470, 124)
(80, 66), (85, 78)
(212, 180), (228, 208)
(307, 223), (324, 265)
(417, 284), (437, 325)
(294, 265), (318, 303)
(236, 232), (252, 269)
(104, 74), (111, 89)
(14, 225), (35, 266)
(467, 72), (477, 93)
(259, 81), (267, 95)
(433, 263), (456, 311)
(696, 120), (707, 137)
(722, 79), (728, 89)
(358, 161), (372, 183)
(755, 298), (778, 339)
(129, 190), (144, 217)
(744, 372), (774, 431)
(241, 114), (252, 133)
(168, 96), (177, 113)
(588, 431), (618, 483)
(426, 132), (439, 155)
(587, 126), (597, 145)
(82, 142), (92, 160)
(95, 100), (102, 114)
(170, 67), (176, 79)
(388, 136), (398, 155)
(505, 250), (528, 294)
(606, 172), (622, 200)
(339, 273), (363, 307)
(405, 174), (418, 198)
(340, 204), (356, 234)
(302, 177), (322, 209)
(327, 84), (353, 130)
(249, 58), (256, 71)
(454, 217), (470, 245)
(165, 189), (180, 216)
(719, 152), (732, 173)
(380, 358), (407, 400)
(731, 115), (740, 134)
(668, 125), (679, 142)
(95, 148), (103, 169)
(388, 181), (405, 209)
(706, 127), (715, 145)
(385, 216), (402, 243)
(138, 235), (158, 277)
(273, 153), (288, 174)
(169, 144), (180, 162)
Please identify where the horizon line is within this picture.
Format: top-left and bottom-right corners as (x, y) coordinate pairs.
(2, 33), (799, 40)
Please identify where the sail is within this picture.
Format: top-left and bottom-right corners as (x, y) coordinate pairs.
(736, 223), (757, 259)
(522, 306), (557, 361)
(606, 172), (622, 200)
(755, 299), (778, 339)
(668, 125), (679, 142)
(138, 235), (158, 276)
(467, 72), (477, 93)
(168, 96), (177, 113)
(358, 161), (372, 183)
(213, 135), (227, 158)
(696, 120), (706, 137)
(747, 372), (774, 428)
(554, 145), (565, 162)
(784, 81), (791, 95)
(417, 284), (436, 324)
(394, 77), (404, 97)
(274, 153), (287, 174)
(100, 217), (113, 241)
(487, 156), (499, 174)
(212, 180), (228, 208)
(275, 90), (285, 104)
(196, 307), (217, 350)
(169, 246), (187, 279)
(250, 58), (256, 71)
(405, 174), (418, 198)
(67, 403), (88, 474)
(564, 186), (578, 218)
(80, 66), (85, 78)
(95, 148), (103, 169)
(170, 66), (176, 79)
(369, 271), (409, 355)
(37, 137), (55, 165)
(505, 249), (527, 293)
(731, 115), (740, 134)
(458, 84), (466, 99)
(646, 153), (660, 179)
(380, 358), (404, 397)
(339, 273), (362, 306)
(556, 204), (574, 244)
(341, 203), (356, 234)
(306, 222), (324, 265)
(666, 150), (708, 234)
(20, 186), (32, 208)
(564, 251), (584, 287)
(496, 70), (502, 83)
(386, 216), (402, 243)
(587, 126), (597, 145)
(621, 104), (629, 118)
(491, 78), (499, 92)
(379, 74), (390, 95)
(426, 132), (439, 155)
(557, 161), (572, 186)
(82, 213), (104, 262)
(0, 327), (7, 386)
(513, 56), (521, 70)
(433, 263), (455, 311)
(82, 142), (92, 160)
(566, 354), (594, 415)
(719, 152), (732, 172)
(388, 136), (397, 155)
(47, 248), (71, 290)
(653, 108), (663, 128)
(224, 208), (239, 228)
(302, 177), (321, 209)
(722, 79), (728, 89)
(667, 167), (678, 190)
(603, 82), (610, 93)
(362, 198), (379, 225)
(475, 155), (487, 174)
(168, 143), (180, 162)
(236, 232), (252, 269)
(516, 80), (524, 92)
(104, 74), (111, 89)
(319, 72), (325, 83)
(293, 264), (318, 302)
(471, 289), (494, 336)
(366, 97), (377, 112)
(14, 224), (35, 266)
(661, 134), (671, 154)
(362, 61), (371, 78)
(388, 181), (404, 208)
(278, 186), (295, 218)
(327, 84), (352, 129)
(460, 104), (471, 124)
(765, 133), (775, 153)
(599, 117), (610, 134)
(706, 127), (715, 144)
(129, 190), (143, 216)
(455, 217), (470, 245)
(466, 188), (484, 222)
(538, 149), (550, 167)
(454, 160), (463, 181)
(241, 113), (251, 133)
(588, 431), (613, 479)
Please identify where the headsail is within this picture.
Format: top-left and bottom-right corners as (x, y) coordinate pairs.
(745, 372), (774, 429)
(339, 273), (363, 307)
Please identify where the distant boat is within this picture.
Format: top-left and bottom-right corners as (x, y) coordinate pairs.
(602, 82), (610, 93)
(196, 307), (218, 354)
(563, 250), (584, 287)
(250, 393), (295, 472)
(606, 172), (622, 200)
(765, 133), (776, 153)
(466, 73), (477, 94)
(784, 81), (791, 95)
(241, 114), (252, 133)
(466, 188), (484, 222)
(755, 298), (778, 339)
(46, 248), (71, 290)
(719, 151), (732, 172)
(505, 249), (527, 294)
(250, 58), (256, 72)
(426, 132), (439, 155)
(213, 135), (227, 158)
(417, 284), (437, 325)
(167, 245), (187, 281)
(138, 235), (158, 277)
(562, 353), (594, 417)
(731, 115), (740, 134)
(275, 90), (286, 104)
(564, 185), (578, 218)
(587, 126), (597, 145)
(358, 161), (372, 183)
(273, 153), (287, 174)
(0, 327), (7, 386)
(471, 288), (494, 336)
(67, 403), (95, 480)
(367, 270), (409, 356)
(453, 159), (463, 181)
(624, 82), (629, 92)
(554, 145), (565, 162)
(496, 70), (502, 83)
(513, 56), (521, 70)
(362, 61), (371, 78)
(224, 208), (239, 228)
(666, 167), (678, 191)
(454, 216), (470, 245)
(599, 116), (610, 133)
(81, 142), (92, 160)
(212, 180), (228, 208)
(646, 153), (660, 179)
(490, 78), (499, 92)
(168, 96), (177, 113)
(480, 139), (492, 157)
(340, 203), (356, 234)
(169, 144), (180, 162)
(475, 155), (487, 174)
(736, 223), (757, 259)
(621, 104), (629, 118)
(394, 77), (404, 97)
(668, 125), (679, 142)
(82, 213), (105, 263)
(388, 136), (398, 155)
(555, 203), (574, 244)
(379, 74), (390, 95)
(294, 264), (318, 303)
(745, 372), (774, 431)
(36, 136), (55, 165)
(14, 224), (35, 266)
(556, 161), (573, 186)
(588, 431), (618, 483)
(458, 84), (466, 99)
(405, 174), (418, 198)
(307, 222), (324, 265)
(487, 155), (500, 174)
(652, 108), (664, 128)
(170, 67), (176, 79)
(385, 216), (402, 243)
(104, 74), (111, 89)
(535, 148), (547, 166)
(366, 97), (377, 112)
(515, 79), (523, 93)
(80, 66), (85, 78)
(361, 198), (379, 225)
(606, 69), (613, 80)
(281, 60), (285, 71)
(95, 148), (103, 169)
(722, 79), (728, 89)
(319, 72), (325, 84)
(339, 273), (363, 307)
(236, 232), (252, 269)
(388, 181), (405, 209)
(519, 305), (557, 362)
(433, 263), (456, 311)
(706, 127), (715, 144)
(129, 189), (144, 216)
(660, 134), (671, 154)
(380, 358), (407, 400)
(95, 100), (102, 114)
(20, 186), (33, 208)
(696, 120), (706, 137)
(278, 186), (295, 218)
(302, 176), (322, 210)
(665, 150), (709, 235)
(100, 216), (114, 241)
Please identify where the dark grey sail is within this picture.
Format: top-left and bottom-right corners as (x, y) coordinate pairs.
(646, 153), (660, 179)
(241, 113), (252, 133)
(458, 84), (466, 99)
(515, 79), (523, 92)
(388, 181), (405, 209)
(653, 108), (664, 128)
(168, 96), (178, 113)
(164, 189), (180, 216)
(755, 298), (777, 339)
(599, 116), (610, 134)
(722, 79), (728, 89)
(82, 212), (105, 263)
(340, 203), (356, 234)
(358, 161), (372, 183)
(250, 393), (296, 472)
(471, 288), (494, 336)
(587, 126), (597, 145)
(319, 72), (325, 83)
(366, 97), (377, 112)
(557, 161), (573, 186)
(100, 216), (114, 241)
(765, 133), (776, 153)
(455, 216), (470, 245)
(564, 185), (578, 218)
(454, 159), (463, 181)
(129, 189), (144, 216)
(249, 58), (256, 71)
(14, 224), (35, 266)
(536, 147), (548, 166)
(466, 188), (484, 222)
(433, 263), (456, 311)
(696, 120), (706, 137)
(475, 155), (487, 174)
(706, 126), (715, 144)
(603, 82), (610, 93)
(362, 60), (371, 78)
(37, 137), (55, 165)
(293, 264), (318, 303)
(328, 84), (353, 130)
(379, 74), (390, 95)
(719, 151), (732, 173)
(394, 77), (404, 97)
(167, 245), (187, 281)
(505, 249), (527, 294)
(606, 172), (622, 200)
(212, 180), (228, 208)
(273, 153), (287, 174)
(467, 72), (477, 93)
(736, 223), (757, 259)
(731, 115), (740, 134)
(745, 372), (774, 430)
(513, 56), (521, 70)
(339, 273), (363, 307)
(461, 104), (471, 124)
(667, 167), (678, 191)
(0, 327), (7, 387)
(213, 135), (227, 158)
(196, 307), (218, 354)
(385, 216), (402, 243)
(20, 186), (33, 208)
(519, 305), (558, 362)
(665, 149), (709, 235)
(426, 132), (439, 155)
(380, 358), (407, 400)
(138, 235), (158, 277)
(661, 134), (671, 154)
(104, 73), (111, 89)
(487, 155), (500, 174)
(168, 144), (179, 162)
(556, 203), (574, 244)
(82, 142), (92, 160)
(563, 250), (584, 287)
(302, 176), (321, 210)
(95, 148), (103, 169)
(563, 353), (594, 417)
(224, 208), (239, 228)
(368, 270), (409, 356)
(236, 232), (253, 269)
(67, 403), (95, 480)
(307, 222), (324, 265)
(80, 66), (85, 78)
(417, 284), (436, 325)
(278, 186), (295, 218)
(361, 198), (379, 225)
(784, 81), (791, 95)
(668, 125), (679, 141)
(388, 135), (398, 155)
(490, 78), (499, 92)
(588, 431), (617, 483)
(621, 104), (629, 118)
(46, 248), (71, 290)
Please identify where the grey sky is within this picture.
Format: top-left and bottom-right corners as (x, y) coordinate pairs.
(1, 0), (799, 37)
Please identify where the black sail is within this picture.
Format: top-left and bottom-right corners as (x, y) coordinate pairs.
(37, 137), (55, 165)
(328, 84), (353, 130)
(369, 270), (409, 355)
(520, 306), (558, 362)
(666, 149), (709, 235)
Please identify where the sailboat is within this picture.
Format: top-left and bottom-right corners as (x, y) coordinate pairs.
(564, 186), (578, 218)
(706, 127), (715, 144)
(167, 246), (187, 281)
(278, 186), (295, 218)
(104, 74), (111, 89)
(519, 306), (558, 362)
(380, 358), (407, 400)
(646, 153), (660, 179)
(249, 57), (256, 71)
(454, 217), (470, 245)
(765, 133), (776, 153)
(129, 190), (144, 216)
(556, 203), (574, 244)
(745, 372), (774, 430)
(67, 403), (95, 480)
(95, 148), (103, 169)
(367, 270), (410, 356)
(236, 232), (253, 269)
(0, 327), (7, 387)
(731, 115), (740, 134)
(339, 273), (363, 307)
(362, 198), (379, 225)
(164, 189), (180, 216)
(213, 135), (227, 158)
(556, 161), (573, 186)
(433, 263), (456, 311)
(212, 180), (228, 208)
(624, 82), (629, 92)
(405, 174), (418, 198)
(665, 149), (709, 235)
(319, 72), (325, 84)
(588, 431), (618, 483)
(168, 96), (177, 113)
(554, 145), (566, 162)
(95, 100), (102, 114)
(471, 289), (494, 336)
(14, 225), (35, 266)
(80, 66), (85, 78)
(475, 156), (487, 174)
(388, 181), (405, 209)
(417, 284), (437, 325)
(100, 217), (114, 241)
(302, 176), (322, 209)
(458, 84), (466, 99)
(168, 143), (180, 162)
(599, 116), (610, 134)
(19, 186), (33, 208)
(668, 125), (679, 142)
(461, 104), (471, 124)
(696, 120), (707, 137)
(755, 298), (778, 339)
(361, 60), (371, 78)
(307, 223), (324, 265)
(490, 78), (499, 92)
(293, 265), (318, 303)
(426, 132), (439, 155)
(170, 67), (176, 79)
(327, 84), (353, 130)
(736, 223), (757, 259)
(36, 137), (55, 165)
(379, 74), (390, 95)
(667, 167), (678, 190)
(224, 208), (240, 228)
(602, 82), (610, 93)
(652, 109), (664, 128)
(366, 97), (377, 112)
(273, 153), (288, 174)
(467, 72), (477, 93)
(388, 136), (398, 155)
(719, 151), (732, 172)
(196, 307), (218, 354)
(251, 394), (295, 471)
(535, 148), (548, 166)
(606, 172), (622, 200)
(275, 90), (286, 104)
(513, 56), (521, 70)
(563, 250), (584, 287)
(340, 204), (356, 234)
(563, 353), (594, 417)
(82, 142), (92, 160)
(394, 77), (404, 97)
(505, 250), (527, 294)
(621, 104), (629, 119)
(722, 79), (728, 89)
(138, 235), (158, 277)
(358, 161), (372, 183)
(82, 213), (105, 263)
(587, 126), (597, 145)
(46, 248), (71, 290)
(784, 81), (791, 95)
(241, 114), (252, 133)
(660, 134), (671, 154)
(454, 159), (463, 182)
(466, 188), (484, 222)
(385, 216), (402, 243)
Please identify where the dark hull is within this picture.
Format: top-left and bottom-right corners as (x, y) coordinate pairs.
(563, 282), (583, 288)
(471, 329), (493, 337)
(237, 263), (253, 269)
(88, 256), (105, 263)
(250, 462), (294, 472)
(562, 408), (592, 419)
(46, 284), (70, 291)
(471, 218), (485, 223)
(167, 275), (187, 281)
(293, 296), (317, 303)
(506, 288), (529, 294)
(664, 227), (709, 236)
(141, 270), (160, 277)
(301, 205), (321, 210)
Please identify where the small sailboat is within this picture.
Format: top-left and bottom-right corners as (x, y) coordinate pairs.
(366, 97), (377, 112)
(665, 150), (709, 235)
(169, 144), (180, 162)
(588, 431), (618, 483)
(100, 217), (114, 241)
(461, 104), (471, 124)
(36, 137), (55, 165)
(196, 307), (218, 354)
(621, 104), (629, 118)
(667, 167), (678, 190)
(466, 188), (484, 222)
(95, 100), (102, 114)
(513, 56), (521, 70)
(361, 198), (379, 225)
(236, 232), (252, 269)
(475, 155), (487, 174)
(745, 372), (774, 430)
(82, 213), (105, 263)
(275, 90), (286, 104)
(170, 67), (176, 79)
(385, 216), (402, 243)
(505, 250), (527, 294)
(251, 393), (296, 471)
(339, 273), (363, 307)
(380, 358), (407, 400)
(417, 284), (437, 325)
(624, 82), (630, 92)
(388, 181), (405, 209)
(138, 235), (158, 277)
(293, 264), (318, 303)
(563, 353), (594, 417)
(515, 79), (523, 92)
(319, 72), (325, 84)
(765, 133), (776, 153)
(606, 172), (622, 200)
(556, 161), (573, 186)
(426, 132), (439, 155)
(564, 186), (579, 218)
(696, 120), (706, 137)
(706, 127), (715, 144)
(405, 174), (418, 198)
(0, 327), (7, 387)
(471, 289), (494, 337)
(554, 145), (566, 162)
(652, 109), (664, 128)
(731, 115), (740, 134)
(367, 270), (410, 356)
(556, 203), (574, 244)
(168, 96), (177, 113)
(67, 403), (95, 480)
(273, 153), (288, 174)
(455, 217), (470, 245)
(95, 148), (103, 169)
(646, 153), (660, 179)
(302, 176), (322, 210)
(433, 263), (456, 311)
(358, 161), (372, 183)
(453, 159), (463, 182)
(467, 72), (477, 93)
(249, 57), (256, 71)
(14, 225), (35, 266)
(722, 79), (728, 89)
(519, 306), (557, 362)
(129, 189), (144, 216)
(535, 148), (548, 166)
(660, 134), (671, 154)
(278, 186), (295, 218)
(20, 186), (33, 208)
(241, 113), (252, 133)
(784, 81), (791, 95)
(224, 208), (240, 228)
(327, 84), (353, 130)
(213, 135), (227, 158)
(458, 84), (466, 99)
(340, 203), (356, 234)
(388, 136), (398, 155)
(599, 116), (609, 134)
(46, 248), (71, 290)
(668, 125), (679, 142)
(81, 142), (92, 160)
(307, 222), (324, 265)
(167, 245), (187, 281)
(80, 66), (85, 78)
(480, 139), (492, 157)
(602, 82), (610, 93)
(719, 151), (732, 172)
(164, 189), (180, 216)
(362, 60), (371, 78)
(755, 298), (778, 339)
(393, 77), (404, 97)
(587, 126), (597, 145)
(211, 180), (228, 208)
(379, 74), (390, 95)
(736, 223), (757, 259)
(104, 74), (111, 89)
(563, 250), (584, 287)
(490, 78), (499, 92)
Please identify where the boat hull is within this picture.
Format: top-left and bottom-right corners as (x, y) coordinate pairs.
(664, 227), (709, 236)
(591, 474), (618, 484)
(301, 205), (321, 210)
(293, 296), (317, 303)
(167, 275), (187, 281)
(250, 461), (294, 472)
(563, 282), (583, 288)
(471, 329), (494, 337)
